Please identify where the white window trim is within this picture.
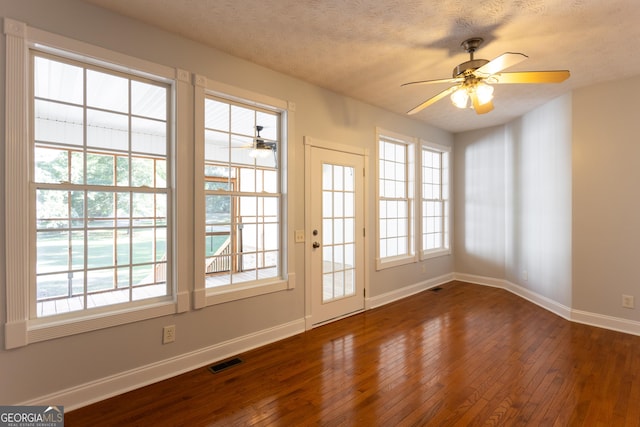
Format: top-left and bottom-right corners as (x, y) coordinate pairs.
(419, 140), (452, 260)
(4, 19), (189, 349)
(193, 76), (296, 308)
(375, 128), (417, 270)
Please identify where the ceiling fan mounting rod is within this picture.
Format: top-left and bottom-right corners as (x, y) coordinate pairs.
(461, 37), (484, 59)
(453, 37), (489, 77)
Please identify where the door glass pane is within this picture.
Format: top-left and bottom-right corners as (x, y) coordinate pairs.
(322, 163), (356, 303)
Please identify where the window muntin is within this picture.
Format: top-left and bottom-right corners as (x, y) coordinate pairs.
(421, 145), (450, 256)
(32, 53), (171, 318)
(378, 135), (415, 264)
(203, 96), (281, 288)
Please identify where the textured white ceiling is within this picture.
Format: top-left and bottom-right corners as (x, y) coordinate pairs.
(81, 0), (640, 133)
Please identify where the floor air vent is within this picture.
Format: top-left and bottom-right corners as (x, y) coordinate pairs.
(209, 357), (243, 373)
(430, 287), (443, 292)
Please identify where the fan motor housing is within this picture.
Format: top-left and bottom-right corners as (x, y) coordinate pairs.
(453, 59), (489, 77)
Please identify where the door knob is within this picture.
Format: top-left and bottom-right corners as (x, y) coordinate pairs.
(312, 241), (320, 249)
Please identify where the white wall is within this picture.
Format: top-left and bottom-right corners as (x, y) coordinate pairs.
(573, 77), (640, 321)
(505, 95), (572, 306)
(454, 95), (573, 307)
(0, 0), (453, 406)
(454, 126), (507, 279)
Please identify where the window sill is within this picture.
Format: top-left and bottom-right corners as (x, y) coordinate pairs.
(19, 299), (177, 347)
(421, 249), (452, 260)
(197, 275), (295, 307)
(376, 255), (417, 271)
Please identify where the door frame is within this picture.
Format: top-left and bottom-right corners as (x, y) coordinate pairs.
(304, 136), (369, 329)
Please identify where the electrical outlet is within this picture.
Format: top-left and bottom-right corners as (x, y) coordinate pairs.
(295, 230), (305, 243)
(163, 325), (176, 344)
(523, 270), (528, 281)
(622, 295), (635, 309)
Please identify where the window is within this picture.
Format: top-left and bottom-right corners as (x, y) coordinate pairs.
(32, 52), (171, 317)
(203, 97), (280, 288)
(194, 77), (293, 307)
(376, 130), (416, 269)
(421, 143), (451, 258)
(4, 19), (187, 348)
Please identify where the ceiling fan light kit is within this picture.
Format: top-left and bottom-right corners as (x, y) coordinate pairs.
(248, 145), (273, 158)
(248, 125), (277, 159)
(403, 37), (570, 116)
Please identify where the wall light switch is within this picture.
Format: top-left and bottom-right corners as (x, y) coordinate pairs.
(295, 230), (305, 243)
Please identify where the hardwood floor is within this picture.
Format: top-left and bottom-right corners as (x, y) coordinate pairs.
(66, 281), (640, 426)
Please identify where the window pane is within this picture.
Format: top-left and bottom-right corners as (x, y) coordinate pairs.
(87, 109), (128, 151)
(240, 168), (256, 192)
(87, 69), (128, 113)
(132, 117), (166, 155)
(86, 153), (115, 186)
(132, 80), (166, 120)
(230, 105), (255, 136)
(37, 231), (69, 274)
(230, 135), (255, 166)
(34, 146), (69, 184)
(256, 112), (277, 139)
(35, 100), (83, 146)
(206, 195), (231, 225)
(323, 164), (333, 190)
(87, 230), (114, 269)
(205, 99), (230, 131)
(131, 157), (155, 187)
(263, 170), (278, 193)
(205, 130), (230, 163)
(34, 56), (83, 104)
(87, 191), (114, 226)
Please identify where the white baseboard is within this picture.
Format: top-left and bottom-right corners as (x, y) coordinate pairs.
(23, 318), (305, 411)
(453, 272), (640, 337)
(571, 309), (640, 336)
(366, 273), (454, 309)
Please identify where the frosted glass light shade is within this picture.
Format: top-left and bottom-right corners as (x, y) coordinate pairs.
(450, 88), (469, 109)
(475, 83), (494, 105)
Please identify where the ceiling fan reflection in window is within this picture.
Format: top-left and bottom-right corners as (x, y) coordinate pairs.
(402, 37), (570, 115)
(246, 125), (277, 159)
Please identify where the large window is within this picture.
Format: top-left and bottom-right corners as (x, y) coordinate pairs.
(377, 131), (415, 269)
(421, 143), (450, 257)
(32, 53), (171, 317)
(4, 19), (186, 348)
(203, 97), (280, 288)
(193, 77), (292, 308)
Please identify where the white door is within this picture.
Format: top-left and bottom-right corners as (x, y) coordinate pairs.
(309, 146), (365, 325)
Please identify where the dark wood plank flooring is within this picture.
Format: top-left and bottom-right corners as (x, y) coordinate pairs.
(66, 281), (640, 426)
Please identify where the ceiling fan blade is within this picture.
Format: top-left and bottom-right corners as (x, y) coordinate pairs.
(401, 77), (463, 87)
(407, 85), (460, 115)
(474, 52), (528, 77)
(491, 70), (570, 84)
(470, 91), (494, 115)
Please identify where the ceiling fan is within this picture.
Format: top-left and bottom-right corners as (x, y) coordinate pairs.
(247, 125), (277, 159)
(402, 37), (570, 115)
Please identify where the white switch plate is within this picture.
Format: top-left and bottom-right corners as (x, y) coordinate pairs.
(622, 295), (635, 309)
(295, 230), (305, 243)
